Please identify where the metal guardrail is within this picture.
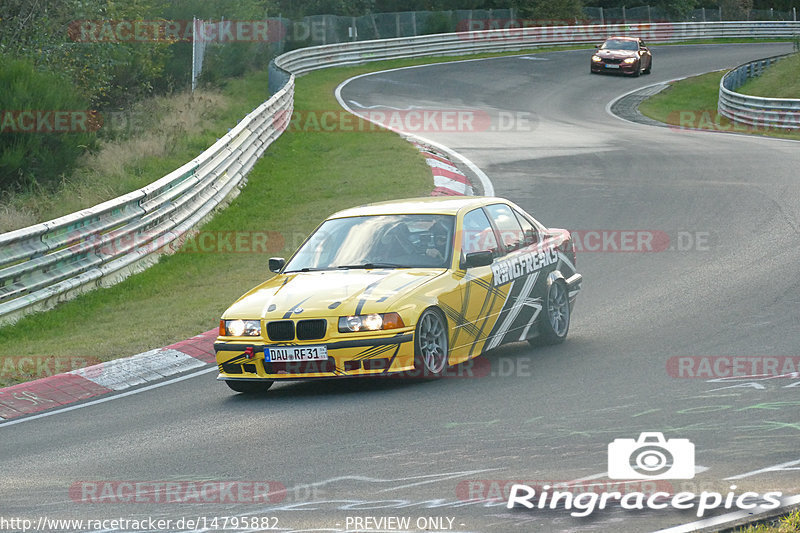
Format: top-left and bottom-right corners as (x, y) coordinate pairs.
(2, 21), (799, 325)
(718, 53), (800, 129)
(274, 21), (800, 75)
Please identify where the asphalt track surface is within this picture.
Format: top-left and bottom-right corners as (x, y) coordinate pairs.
(2, 43), (799, 533)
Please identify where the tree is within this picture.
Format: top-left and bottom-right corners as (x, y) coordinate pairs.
(719, 0), (754, 19)
(512, 0), (585, 22)
(653, 0), (698, 19)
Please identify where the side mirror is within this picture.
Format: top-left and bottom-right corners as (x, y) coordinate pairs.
(595, 44), (601, 48)
(463, 250), (493, 269)
(268, 257), (285, 273)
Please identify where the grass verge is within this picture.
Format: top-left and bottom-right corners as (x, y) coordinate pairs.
(638, 70), (800, 141)
(733, 508), (800, 532)
(738, 52), (800, 98)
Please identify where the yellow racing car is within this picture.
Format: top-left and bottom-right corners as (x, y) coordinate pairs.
(215, 196), (582, 393)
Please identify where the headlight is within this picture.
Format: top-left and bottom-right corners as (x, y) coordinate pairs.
(591, 55), (602, 62)
(338, 312), (405, 333)
(221, 319), (261, 337)
(623, 58), (637, 64)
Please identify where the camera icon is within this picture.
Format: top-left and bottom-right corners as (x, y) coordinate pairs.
(608, 432), (695, 480)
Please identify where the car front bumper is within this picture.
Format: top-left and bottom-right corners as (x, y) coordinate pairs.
(591, 61), (638, 74)
(215, 329), (417, 381)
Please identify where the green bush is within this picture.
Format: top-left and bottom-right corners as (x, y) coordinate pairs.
(422, 11), (455, 35)
(199, 42), (273, 85)
(0, 56), (96, 192)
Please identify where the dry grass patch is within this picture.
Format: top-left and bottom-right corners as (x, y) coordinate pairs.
(0, 89), (229, 233)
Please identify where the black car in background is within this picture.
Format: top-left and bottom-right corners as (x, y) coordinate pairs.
(591, 36), (653, 76)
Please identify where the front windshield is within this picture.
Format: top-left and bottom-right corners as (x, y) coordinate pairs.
(284, 214), (456, 271)
(601, 39), (638, 51)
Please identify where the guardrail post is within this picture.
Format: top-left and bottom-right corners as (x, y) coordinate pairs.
(600, 7), (604, 25)
(622, 6), (627, 25)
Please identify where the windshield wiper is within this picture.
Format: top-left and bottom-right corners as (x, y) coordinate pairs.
(336, 263), (403, 270)
(284, 267), (328, 273)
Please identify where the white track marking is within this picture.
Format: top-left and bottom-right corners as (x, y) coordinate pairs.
(0, 366), (217, 428)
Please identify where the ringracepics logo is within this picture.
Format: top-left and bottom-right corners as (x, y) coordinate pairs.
(507, 433), (785, 517)
(608, 432), (694, 480)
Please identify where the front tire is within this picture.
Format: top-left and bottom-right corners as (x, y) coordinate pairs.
(537, 280), (571, 345)
(225, 380), (274, 394)
(414, 308), (449, 377)
(643, 59), (652, 74)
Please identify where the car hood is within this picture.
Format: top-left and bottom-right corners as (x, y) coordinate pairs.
(597, 49), (637, 59)
(224, 269), (446, 319)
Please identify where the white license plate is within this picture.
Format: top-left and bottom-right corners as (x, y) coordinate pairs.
(265, 345), (328, 362)
(605, 64), (620, 69)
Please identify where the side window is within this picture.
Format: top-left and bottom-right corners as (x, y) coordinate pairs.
(513, 209), (539, 247)
(461, 208), (498, 257)
(485, 203), (525, 254)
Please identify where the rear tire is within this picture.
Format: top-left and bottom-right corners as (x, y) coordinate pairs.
(536, 280), (571, 345)
(225, 380), (274, 394)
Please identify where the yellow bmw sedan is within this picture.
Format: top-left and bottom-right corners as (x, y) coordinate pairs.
(215, 196), (582, 393)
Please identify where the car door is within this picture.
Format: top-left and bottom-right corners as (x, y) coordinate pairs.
(480, 202), (560, 349)
(444, 206), (507, 362)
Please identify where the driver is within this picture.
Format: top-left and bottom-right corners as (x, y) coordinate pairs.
(425, 222), (450, 264)
(379, 222), (414, 258)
